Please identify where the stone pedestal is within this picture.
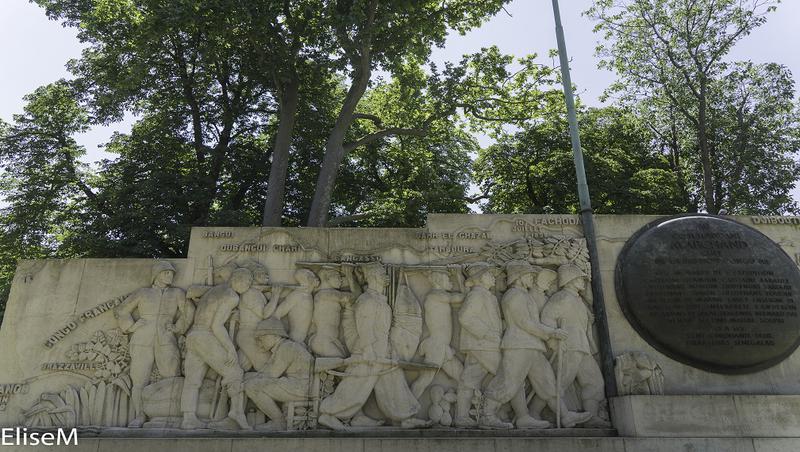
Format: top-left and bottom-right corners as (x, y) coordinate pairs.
(610, 395), (800, 437)
(1, 435), (798, 452)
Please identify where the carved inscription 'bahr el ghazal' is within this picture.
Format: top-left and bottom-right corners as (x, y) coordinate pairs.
(616, 215), (800, 374)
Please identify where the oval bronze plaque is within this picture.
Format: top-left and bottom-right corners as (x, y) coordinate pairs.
(616, 214), (800, 374)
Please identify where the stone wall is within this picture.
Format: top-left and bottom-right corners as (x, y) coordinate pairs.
(1, 214), (799, 435)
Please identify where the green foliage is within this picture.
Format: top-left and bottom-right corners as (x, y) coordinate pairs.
(1, 0), (799, 323)
(333, 66), (476, 226)
(587, 0), (799, 214)
(0, 82), (93, 316)
(709, 62), (800, 214)
(475, 106), (686, 214)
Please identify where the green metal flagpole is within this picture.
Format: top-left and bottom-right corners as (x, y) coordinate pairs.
(550, 0), (618, 399)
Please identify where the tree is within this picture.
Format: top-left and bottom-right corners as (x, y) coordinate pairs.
(0, 82), (93, 315)
(327, 64), (477, 226)
(474, 105), (686, 214)
(37, 0), (273, 226)
(229, 0), (333, 226)
(305, 0), (511, 226)
(588, 0), (799, 214)
(710, 62), (800, 213)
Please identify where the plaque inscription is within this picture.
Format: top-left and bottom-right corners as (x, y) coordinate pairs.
(616, 215), (800, 374)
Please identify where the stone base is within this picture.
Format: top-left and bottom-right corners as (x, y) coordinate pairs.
(610, 395), (800, 437)
(2, 436), (798, 452)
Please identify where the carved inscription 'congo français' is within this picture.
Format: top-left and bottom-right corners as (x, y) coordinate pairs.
(43, 294), (132, 348)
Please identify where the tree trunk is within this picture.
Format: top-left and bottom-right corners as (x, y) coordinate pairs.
(262, 75), (300, 226)
(697, 79), (717, 214)
(667, 111), (694, 212)
(306, 65), (372, 227)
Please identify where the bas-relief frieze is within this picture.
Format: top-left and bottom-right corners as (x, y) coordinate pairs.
(2, 220), (611, 432)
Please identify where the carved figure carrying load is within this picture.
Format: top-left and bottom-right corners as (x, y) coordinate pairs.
(481, 261), (591, 429)
(317, 262), (430, 431)
(180, 268), (253, 430)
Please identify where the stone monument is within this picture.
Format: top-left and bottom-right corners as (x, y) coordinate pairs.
(1, 213), (800, 451)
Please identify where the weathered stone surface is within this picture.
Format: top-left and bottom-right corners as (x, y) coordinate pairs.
(610, 395), (800, 437)
(2, 214), (800, 438)
(0, 215), (606, 434)
(7, 436), (800, 452)
(596, 214), (800, 395)
(616, 215), (800, 374)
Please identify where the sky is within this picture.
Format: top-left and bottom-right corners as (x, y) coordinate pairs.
(2, 0), (800, 195)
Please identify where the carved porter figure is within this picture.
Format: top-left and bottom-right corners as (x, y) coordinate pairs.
(318, 262), (429, 430)
(243, 318), (313, 431)
(481, 262), (591, 429)
(237, 262), (281, 371)
(411, 266), (466, 399)
(541, 264), (609, 428)
(114, 261), (194, 428)
(309, 266), (358, 357)
(180, 268), (253, 430)
(454, 262), (503, 428)
(271, 269), (320, 343)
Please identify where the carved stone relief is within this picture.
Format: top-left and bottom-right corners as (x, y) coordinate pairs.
(615, 352), (665, 396)
(10, 220), (609, 432)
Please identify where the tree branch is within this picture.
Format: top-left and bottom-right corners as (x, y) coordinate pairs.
(327, 212), (374, 226)
(343, 127), (427, 153)
(353, 113), (384, 128)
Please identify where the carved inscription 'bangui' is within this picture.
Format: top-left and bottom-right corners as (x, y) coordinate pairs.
(616, 215), (800, 374)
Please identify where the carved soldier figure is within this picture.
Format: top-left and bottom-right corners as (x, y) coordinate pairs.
(318, 262), (429, 431)
(271, 269), (319, 343)
(540, 264), (609, 428)
(308, 266), (358, 358)
(411, 266), (465, 399)
(180, 268), (253, 430)
(481, 262), (591, 429)
(243, 318), (313, 431)
(114, 261), (194, 428)
(454, 262), (503, 428)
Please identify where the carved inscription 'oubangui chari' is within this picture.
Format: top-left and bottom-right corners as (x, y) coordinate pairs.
(616, 215), (800, 374)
